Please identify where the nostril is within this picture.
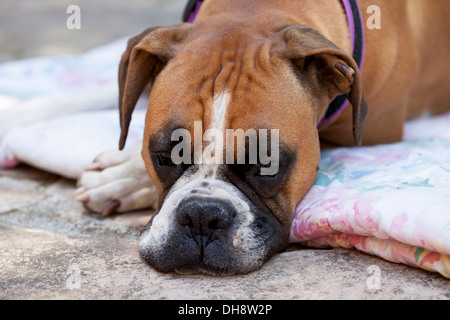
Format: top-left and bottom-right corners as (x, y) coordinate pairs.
(177, 214), (195, 238)
(177, 212), (192, 227)
(208, 219), (219, 230)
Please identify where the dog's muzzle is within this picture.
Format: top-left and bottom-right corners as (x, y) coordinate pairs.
(137, 175), (287, 275)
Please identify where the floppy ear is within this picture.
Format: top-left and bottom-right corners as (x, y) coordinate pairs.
(281, 25), (368, 145)
(118, 24), (192, 150)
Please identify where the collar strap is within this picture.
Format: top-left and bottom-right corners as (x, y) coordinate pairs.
(183, 0), (203, 23)
(319, 0), (365, 126)
(183, 0), (365, 126)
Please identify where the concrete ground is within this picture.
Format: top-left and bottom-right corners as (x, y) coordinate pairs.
(0, 0), (449, 300)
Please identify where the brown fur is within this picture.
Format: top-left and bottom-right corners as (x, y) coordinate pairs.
(118, 0), (450, 225)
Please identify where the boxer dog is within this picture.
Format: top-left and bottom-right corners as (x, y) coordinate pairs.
(75, 0), (450, 275)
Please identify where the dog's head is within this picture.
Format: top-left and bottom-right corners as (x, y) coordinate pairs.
(118, 21), (367, 275)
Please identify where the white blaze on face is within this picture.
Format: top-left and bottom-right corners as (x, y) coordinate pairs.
(202, 91), (231, 178)
(211, 91), (230, 132)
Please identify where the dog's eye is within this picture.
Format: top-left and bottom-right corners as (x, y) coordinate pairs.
(256, 169), (278, 179)
(230, 163), (279, 179)
(156, 152), (175, 167)
(255, 165), (278, 179)
(150, 149), (187, 188)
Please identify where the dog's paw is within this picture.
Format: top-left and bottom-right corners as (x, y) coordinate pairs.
(75, 144), (157, 216)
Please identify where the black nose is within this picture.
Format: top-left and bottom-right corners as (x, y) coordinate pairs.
(176, 196), (236, 245)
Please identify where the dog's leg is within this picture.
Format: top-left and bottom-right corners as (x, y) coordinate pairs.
(74, 143), (157, 216)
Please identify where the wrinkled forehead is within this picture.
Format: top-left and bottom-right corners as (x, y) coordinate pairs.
(144, 29), (315, 148)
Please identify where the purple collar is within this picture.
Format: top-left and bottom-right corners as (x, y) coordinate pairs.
(183, 0), (365, 126)
(184, 0), (203, 23)
(320, 0), (365, 126)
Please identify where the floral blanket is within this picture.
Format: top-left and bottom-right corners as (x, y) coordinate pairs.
(291, 113), (450, 278)
(0, 40), (449, 277)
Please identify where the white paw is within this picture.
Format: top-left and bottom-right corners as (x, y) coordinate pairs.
(75, 144), (157, 216)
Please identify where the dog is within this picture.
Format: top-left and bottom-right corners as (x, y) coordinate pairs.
(75, 0), (450, 275)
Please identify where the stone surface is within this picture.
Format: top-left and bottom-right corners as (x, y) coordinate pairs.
(0, 0), (449, 300)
